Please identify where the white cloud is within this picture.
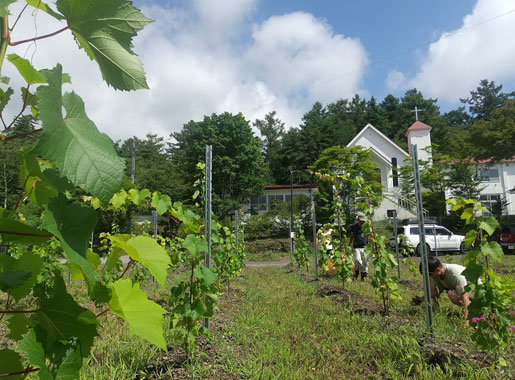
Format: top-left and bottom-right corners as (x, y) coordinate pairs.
(395, 0), (515, 101)
(247, 12), (368, 105)
(386, 70), (407, 92)
(2, 1), (368, 141)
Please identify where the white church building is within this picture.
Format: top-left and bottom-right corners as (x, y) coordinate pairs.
(347, 121), (515, 220)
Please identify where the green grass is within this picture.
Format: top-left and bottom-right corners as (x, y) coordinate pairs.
(195, 254), (515, 379)
(6, 251), (511, 379)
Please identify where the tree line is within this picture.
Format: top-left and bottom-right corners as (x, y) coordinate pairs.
(2, 79), (514, 222)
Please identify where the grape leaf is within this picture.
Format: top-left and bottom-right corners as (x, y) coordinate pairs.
(194, 266), (218, 287)
(42, 194), (108, 302)
(151, 192), (171, 215)
(66, 249), (101, 281)
(56, 0), (153, 91)
(17, 327), (53, 380)
(0, 1), (16, 16)
(0, 217), (52, 245)
(34, 64), (124, 203)
(109, 235), (170, 287)
(7, 54), (47, 84)
(18, 326), (82, 380)
(11, 252), (44, 301)
(36, 276), (99, 358)
(478, 216), (499, 237)
(0, 87), (13, 113)
(128, 188), (150, 206)
(8, 314), (34, 340)
(461, 263), (483, 283)
(19, 150), (58, 206)
(183, 234), (208, 259)
(102, 246), (123, 273)
(52, 340), (82, 380)
(0, 349), (25, 380)
(109, 279), (167, 349)
(0, 269), (31, 292)
(480, 241), (504, 262)
(110, 189), (127, 209)
(25, 0), (65, 20)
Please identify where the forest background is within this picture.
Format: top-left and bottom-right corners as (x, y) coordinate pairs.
(2, 79), (514, 234)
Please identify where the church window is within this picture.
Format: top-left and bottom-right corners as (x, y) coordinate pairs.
(392, 157), (398, 187)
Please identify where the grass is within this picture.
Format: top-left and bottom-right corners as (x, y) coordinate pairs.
(202, 263), (514, 379)
(3, 247), (513, 379)
(79, 250), (515, 379)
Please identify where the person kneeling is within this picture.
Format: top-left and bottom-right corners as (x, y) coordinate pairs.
(419, 256), (474, 321)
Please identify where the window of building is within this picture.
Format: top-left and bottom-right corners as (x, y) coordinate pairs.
(479, 167), (500, 182)
(392, 157), (398, 187)
(479, 194), (501, 213)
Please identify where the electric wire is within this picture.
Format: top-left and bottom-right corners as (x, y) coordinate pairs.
(244, 8), (515, 114)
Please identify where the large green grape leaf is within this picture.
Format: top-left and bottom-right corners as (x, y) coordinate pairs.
(34, 65), (124, 203)
(42, 194), (109, 302)
(0, 217), (52, 245)
(0, 349), (25, 380)
(7, 54), (47, 84)
(55, 0), (152, 91)
(109, 279), (167, 349)
(36, 276), (99, 358)
(109, 235), (171, 287)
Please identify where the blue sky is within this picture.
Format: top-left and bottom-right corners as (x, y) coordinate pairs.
(4, 0), (514, 140)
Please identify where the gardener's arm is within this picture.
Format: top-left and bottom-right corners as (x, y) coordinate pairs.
(349, 231), (354, 247)
(460, 292), (471, 321)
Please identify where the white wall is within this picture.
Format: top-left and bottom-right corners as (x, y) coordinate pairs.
(407, 130), (432, 162)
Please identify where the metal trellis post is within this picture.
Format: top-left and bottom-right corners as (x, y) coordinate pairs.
(311, 189), (318, 280)
(290, 169), (294, 261)
(393, 210), (401, 281)
(412, 144), (433, 333)
(203, 145), (212, 330)
(235, 209), (239, 256)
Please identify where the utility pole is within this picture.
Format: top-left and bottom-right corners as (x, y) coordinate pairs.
(130, 141), (136, 184)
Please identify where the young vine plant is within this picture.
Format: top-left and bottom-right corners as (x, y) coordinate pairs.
(448, 198), (515, 353)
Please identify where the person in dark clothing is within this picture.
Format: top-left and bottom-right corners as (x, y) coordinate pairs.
(349, 211), (369, 280)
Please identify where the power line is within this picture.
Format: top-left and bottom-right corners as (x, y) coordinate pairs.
(245, 8), (515, 114)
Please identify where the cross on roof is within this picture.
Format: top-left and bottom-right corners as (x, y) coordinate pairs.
(411, 106), (424, 121)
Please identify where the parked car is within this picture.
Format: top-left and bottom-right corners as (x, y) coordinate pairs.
(389, 220), (467, 256)
(500, 224), (515, 254)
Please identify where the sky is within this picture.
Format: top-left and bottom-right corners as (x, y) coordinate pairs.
(3, 0), (515, 142)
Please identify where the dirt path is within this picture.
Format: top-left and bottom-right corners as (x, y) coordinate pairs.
(244, 258), (291, 267)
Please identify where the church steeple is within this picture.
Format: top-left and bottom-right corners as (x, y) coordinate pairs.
(406, 121), (432, 162)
